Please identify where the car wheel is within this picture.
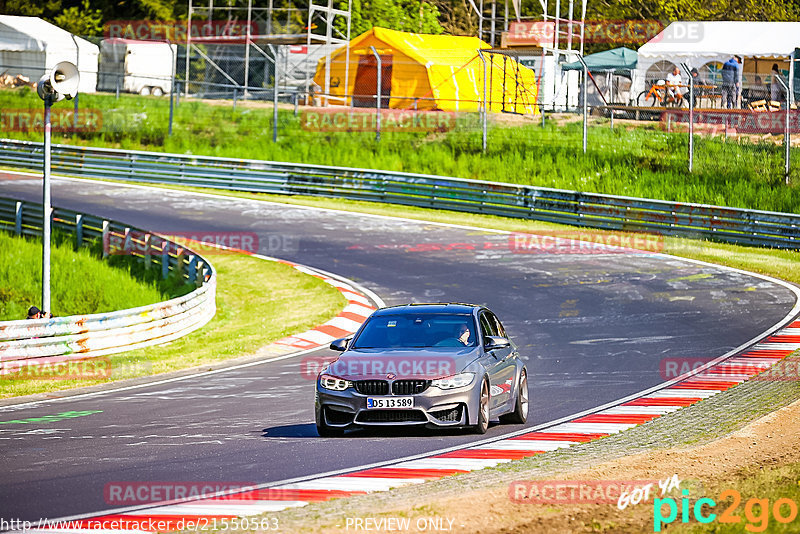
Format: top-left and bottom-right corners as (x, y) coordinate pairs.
(471, 378), (490, 434)
(316, 410), (344, 437)
(500, 368), (528, 424)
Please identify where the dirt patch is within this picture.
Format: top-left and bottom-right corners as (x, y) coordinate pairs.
(277, 397), (800, 534)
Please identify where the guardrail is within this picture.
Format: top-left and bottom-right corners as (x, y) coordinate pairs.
(0, 196), (216, 370)
(0, 138), (798, 249)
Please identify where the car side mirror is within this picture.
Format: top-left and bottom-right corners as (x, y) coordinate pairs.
(329, 338), (349, 352)
(484, 336), (510, 350)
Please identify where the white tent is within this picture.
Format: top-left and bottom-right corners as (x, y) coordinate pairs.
(0, 15), (99, 93)
(634, 21), (800, 100)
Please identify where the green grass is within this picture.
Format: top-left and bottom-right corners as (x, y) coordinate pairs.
(0, 231), (179, 320)
(0, 252), (347, 398)
(2, 86), (799, 213)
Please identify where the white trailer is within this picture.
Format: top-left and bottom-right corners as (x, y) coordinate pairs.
(98, 39), (175, 96)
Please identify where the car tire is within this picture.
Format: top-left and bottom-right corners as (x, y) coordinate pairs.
(500, 368), (529, 424)
(316, 410), (344, 437)
(471, 378), (490, 434)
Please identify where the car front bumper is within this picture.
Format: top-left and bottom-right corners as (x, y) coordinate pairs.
(315, 382), (481, 429)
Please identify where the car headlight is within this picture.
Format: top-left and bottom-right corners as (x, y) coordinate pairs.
(319, 374), (352, 391)
(431, 372), (475, 390)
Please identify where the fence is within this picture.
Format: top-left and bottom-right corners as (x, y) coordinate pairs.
(0, 196), (216, 368)
(0, 138), (798, 249)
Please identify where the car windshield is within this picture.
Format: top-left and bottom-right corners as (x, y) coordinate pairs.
(352, 313), (477, 349)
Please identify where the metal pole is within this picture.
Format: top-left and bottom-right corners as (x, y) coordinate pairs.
(273, 48), (279, 143)
(72, 93), (79, 132)
(71, 34), (79, 131)
(42, 96), (52, 313)
(185, 1), (192, 99)
(681, 63), (693, 173)
(577, 55), (588, 153)
(244, 0), (252, 99)
(776, 69), (792, 184)
(370, 46), (381, 142)
(788, 52), (795, 184)
(478, 50), (488, 153)
(169, 43), (176, 136)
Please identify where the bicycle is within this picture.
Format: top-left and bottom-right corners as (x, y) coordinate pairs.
(637, 80), (687, 108)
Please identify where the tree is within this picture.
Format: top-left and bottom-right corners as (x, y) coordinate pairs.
(54, 0), (103, 36)
(430, 0), (478, 36)
(346, 0), (443, 36)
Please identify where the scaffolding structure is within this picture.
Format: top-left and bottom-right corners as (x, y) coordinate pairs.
(183, 0), (350, 100)
(538, 0), (587, 109)
(468, 0), (585, 109)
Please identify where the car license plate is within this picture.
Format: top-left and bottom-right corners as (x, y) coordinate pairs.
(366, 397), (414, 409)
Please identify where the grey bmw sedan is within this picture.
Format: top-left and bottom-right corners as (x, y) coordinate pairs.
(315, 303), (528, 436)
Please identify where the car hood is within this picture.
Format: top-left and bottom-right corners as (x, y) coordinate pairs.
(326, 347), (480, 380)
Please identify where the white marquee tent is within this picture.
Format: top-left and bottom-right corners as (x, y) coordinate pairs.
(634, 21), (800, 100)
(0, 15), (99, 93)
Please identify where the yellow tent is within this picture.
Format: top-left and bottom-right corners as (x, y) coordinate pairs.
(313, 27), (539, 114)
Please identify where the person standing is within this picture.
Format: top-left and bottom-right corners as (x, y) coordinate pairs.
(721, 55), (742, 109)
(771, 63), (784, 103)
(683, 68), (704, 108)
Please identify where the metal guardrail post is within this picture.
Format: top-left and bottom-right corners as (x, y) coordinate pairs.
(76, 213), (83, 247)
(144, 233), (152, 270)
(101, 220), (109, 258)
(477, 50), (488, 153)
(187, 255), (197, 282)
(15, 201), (22, 235)
(370, 46), (382, 142)
(123, 227), (132, 253)
(161, 239), (169, 280)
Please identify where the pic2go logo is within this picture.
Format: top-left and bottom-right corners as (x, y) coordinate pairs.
(654, 489), (799, 532)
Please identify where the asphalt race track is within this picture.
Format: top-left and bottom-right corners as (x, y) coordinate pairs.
(1, 174), (796, 523)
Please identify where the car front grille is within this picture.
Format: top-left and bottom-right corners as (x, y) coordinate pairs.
(392, 380), (431, 395)
(430, 405), (463, 423)
(324, 406), (354, 425)
(354, 380), (389, 395)
(357, 410), (427, 423)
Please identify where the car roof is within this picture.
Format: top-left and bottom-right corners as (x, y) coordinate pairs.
(371, 303), (482, 316)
